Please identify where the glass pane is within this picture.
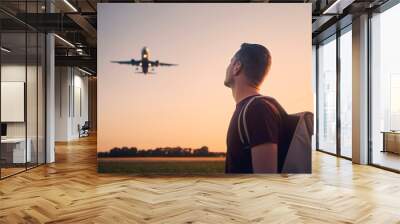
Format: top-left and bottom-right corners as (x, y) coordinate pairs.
(312, 45), (317, 150)
(318, 37), (337, 154)
(1, 32), (27, 177)
(371, 4), (400, 171)
(38, 33), (45, 165)
(340, 29), (352, 158)
(27, 31), (38, 169)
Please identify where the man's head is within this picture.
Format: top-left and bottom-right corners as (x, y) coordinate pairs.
(224, 43), (272, 89)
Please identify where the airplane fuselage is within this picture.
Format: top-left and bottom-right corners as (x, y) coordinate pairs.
(141, 47), (150, 74)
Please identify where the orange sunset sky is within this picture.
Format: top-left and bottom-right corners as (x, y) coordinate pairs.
(97, 3), (312, 152)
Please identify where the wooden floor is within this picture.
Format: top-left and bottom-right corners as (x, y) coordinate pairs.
(372, 151), (400, 171)
(1, 135), (400, 223)
(1, 167), (26, 178)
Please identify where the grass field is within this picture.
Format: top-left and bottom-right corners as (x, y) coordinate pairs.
(97, 157), (226, 174)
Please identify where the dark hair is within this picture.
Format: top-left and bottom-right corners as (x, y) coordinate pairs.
(235, 43), (272, 86)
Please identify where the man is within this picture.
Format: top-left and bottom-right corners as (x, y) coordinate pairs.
(224, 43), (287, 174)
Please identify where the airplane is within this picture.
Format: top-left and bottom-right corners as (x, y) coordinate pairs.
(111, 47), (177, 74)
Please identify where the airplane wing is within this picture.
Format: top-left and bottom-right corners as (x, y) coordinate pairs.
(149, 60), (178, 67)
(111, 59), (141, 65)
(159, 62), (178, 66)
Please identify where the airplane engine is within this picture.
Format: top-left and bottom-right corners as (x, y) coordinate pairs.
(155, 60), (159, 66)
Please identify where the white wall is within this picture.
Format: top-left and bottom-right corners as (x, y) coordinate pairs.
(55, 67), (70, 141)
(1, 64), (46, 164)
(55, 67), (89, 141)
(71, 72), (89, 138)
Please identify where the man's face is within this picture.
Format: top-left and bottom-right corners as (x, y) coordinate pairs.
(224, 56), (237, 88)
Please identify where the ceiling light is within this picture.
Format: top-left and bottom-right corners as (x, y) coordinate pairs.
(63, 0), (78, 12)
(323, 0), (354, 15)
(1, 47), (11, 53)
(78, 67), (93, 76)
(54, 34), (75, 48)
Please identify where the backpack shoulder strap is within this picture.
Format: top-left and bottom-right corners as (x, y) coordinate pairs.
(237, 96), (258, 145)
(238, 95), (280, 147)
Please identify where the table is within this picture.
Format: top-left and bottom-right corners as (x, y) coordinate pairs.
(381, 131), (400, 154)
(1, 138), (31, 164)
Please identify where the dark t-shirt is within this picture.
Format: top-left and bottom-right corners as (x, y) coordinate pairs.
(225, 94), (286, 173)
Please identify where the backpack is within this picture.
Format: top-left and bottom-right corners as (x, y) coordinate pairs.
(238, 95), (313, 173)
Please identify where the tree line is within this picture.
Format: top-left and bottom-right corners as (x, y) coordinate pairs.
(97, 146), (226, 157)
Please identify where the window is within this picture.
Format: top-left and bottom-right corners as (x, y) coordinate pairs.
(371, 3), (400, 171)
(317, 36), (337, 154)
(0, 1), (46, 179)
(339, 27), (352, 158)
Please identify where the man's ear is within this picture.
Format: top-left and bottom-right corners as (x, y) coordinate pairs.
(232, 60), (242, 76)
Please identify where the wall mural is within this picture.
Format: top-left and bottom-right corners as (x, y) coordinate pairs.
(97, 3), (313, 174)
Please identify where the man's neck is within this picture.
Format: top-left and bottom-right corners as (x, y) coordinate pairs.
(232, 85), (260, 104)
